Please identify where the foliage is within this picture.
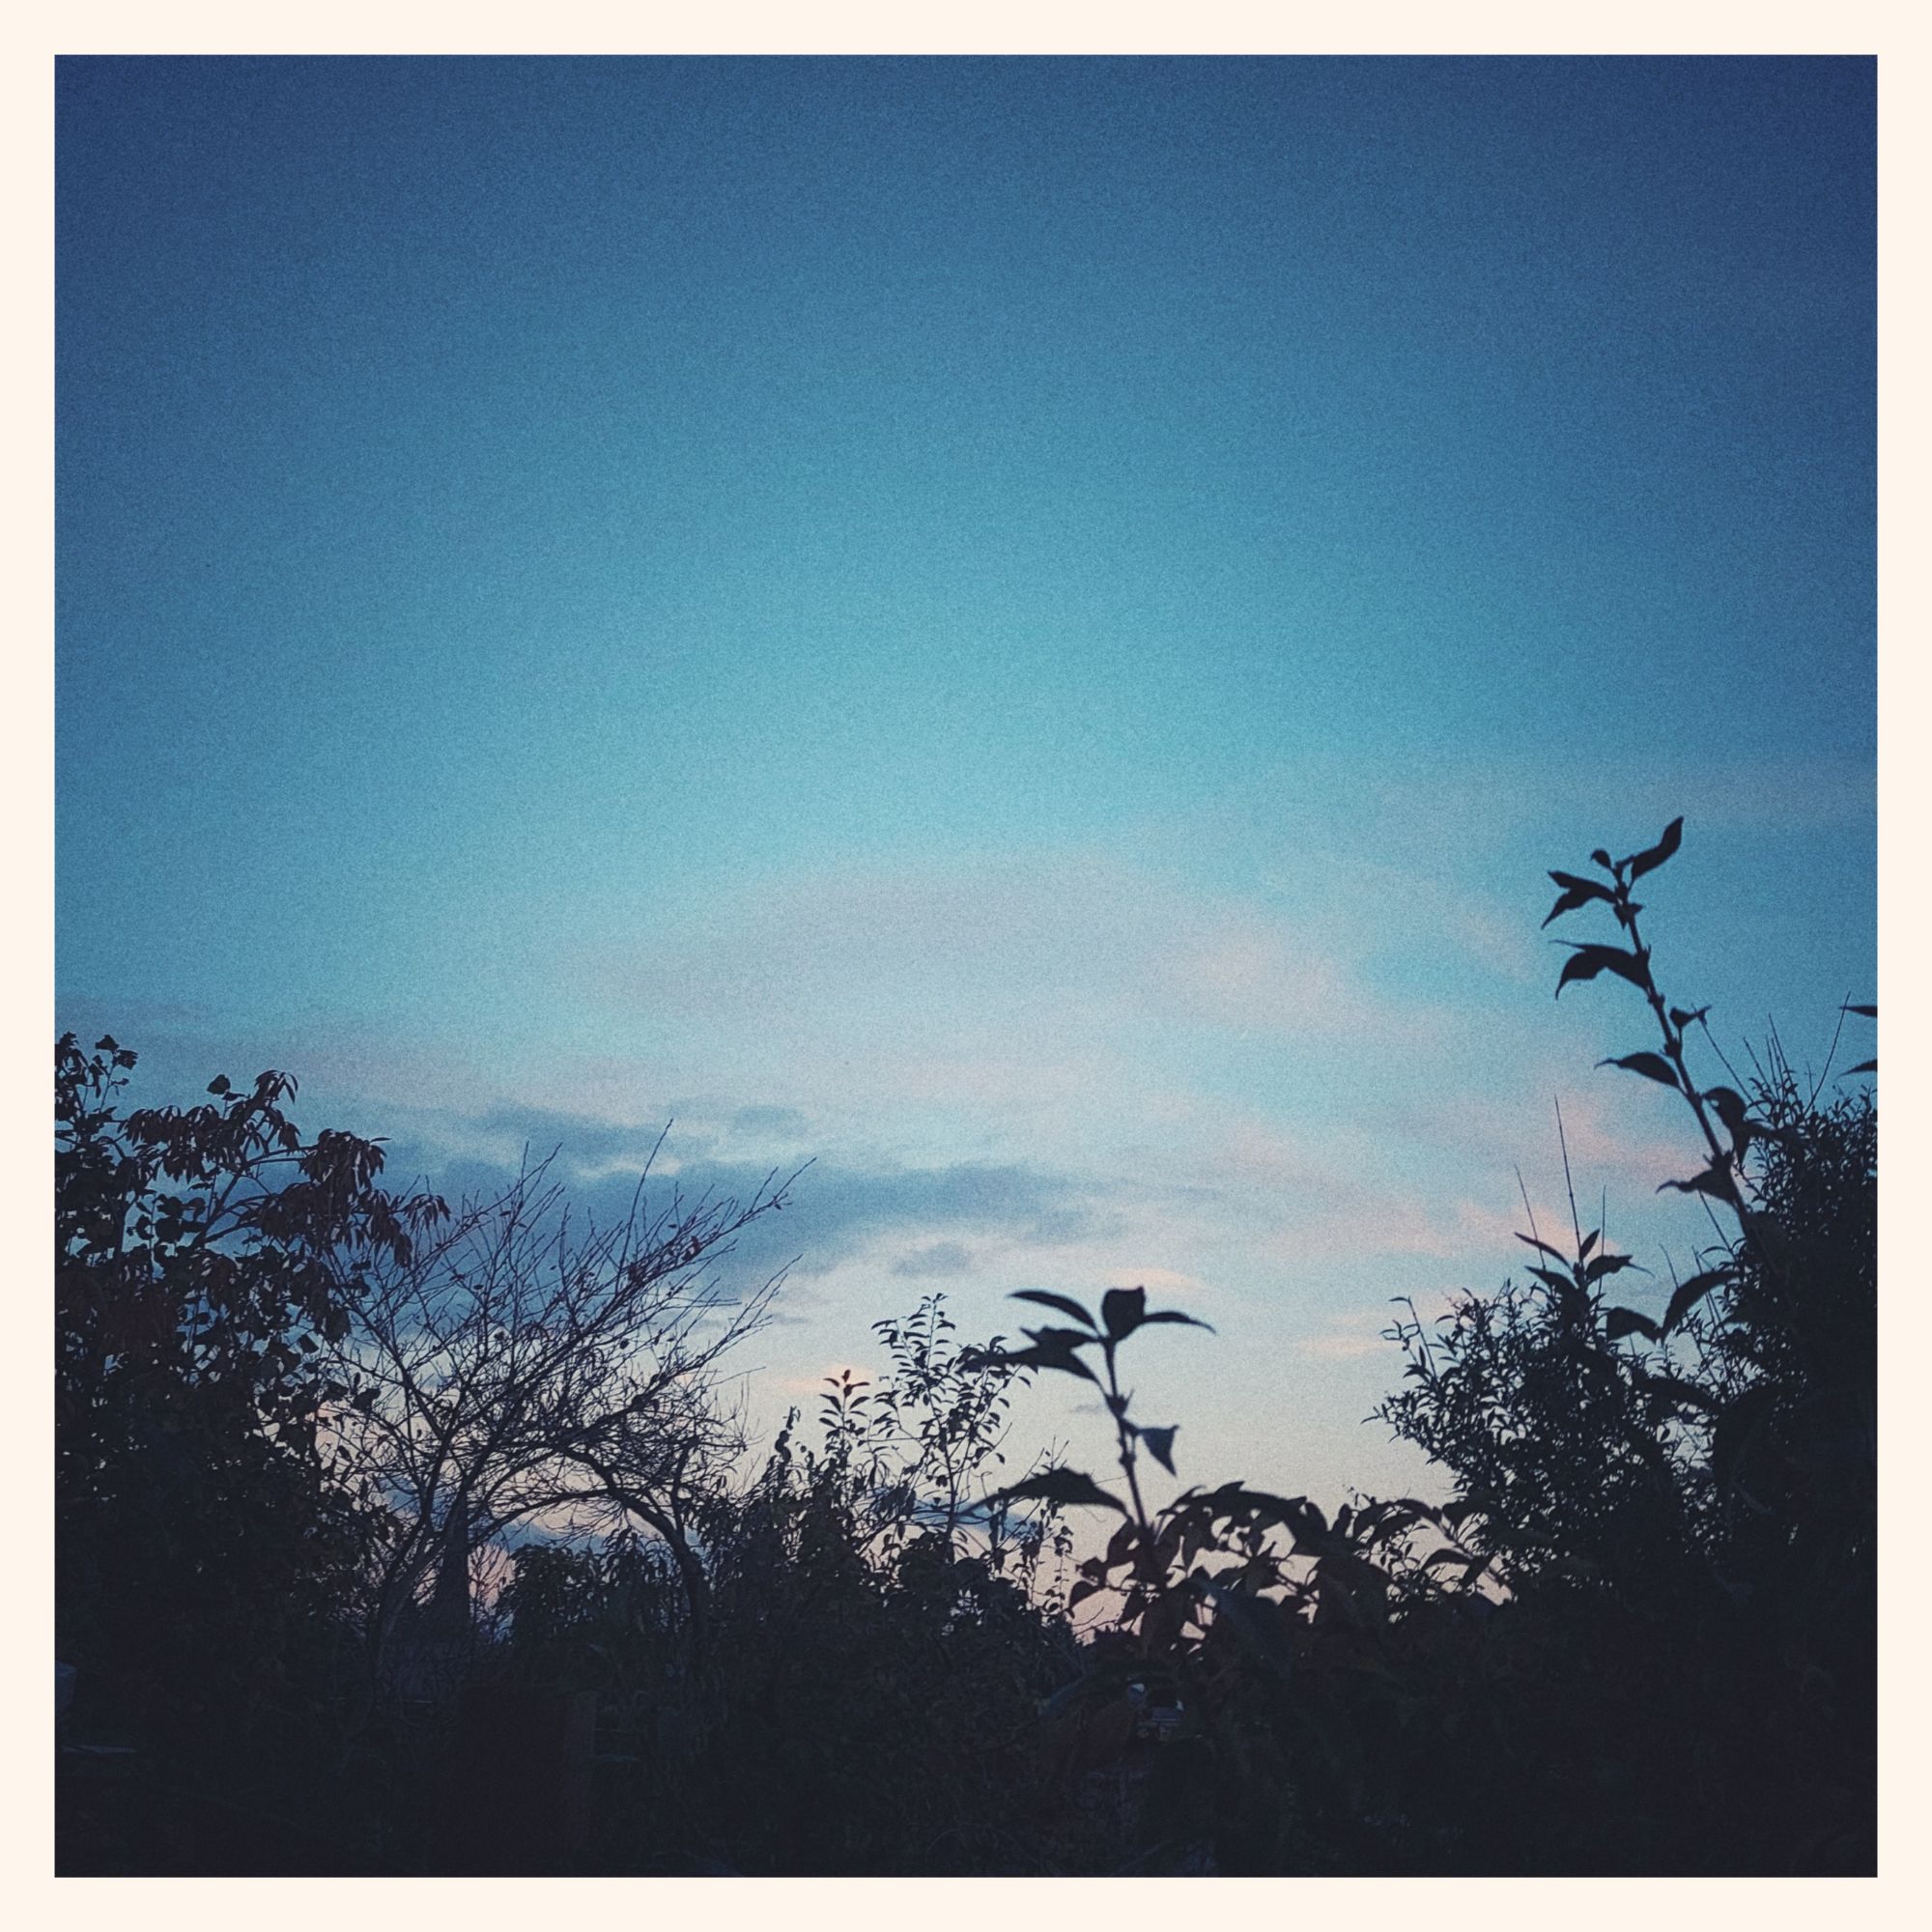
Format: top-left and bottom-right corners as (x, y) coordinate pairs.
(483, 1294), (1083, 1873)
(978, 1286), (1447, 1871)
(55, 1032), (443, 1865)
(1366, 819), (1876, 1871)
(56, 820), (1875, 1873)
(680, 1295), (1083, 1873)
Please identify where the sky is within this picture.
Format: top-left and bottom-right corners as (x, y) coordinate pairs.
(56, 55), (1876, 1513)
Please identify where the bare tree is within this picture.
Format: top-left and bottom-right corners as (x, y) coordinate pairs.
(326, 1137), (798, 1691)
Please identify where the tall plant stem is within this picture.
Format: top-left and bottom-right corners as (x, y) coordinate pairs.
(1101, 1342), (1151, 1532)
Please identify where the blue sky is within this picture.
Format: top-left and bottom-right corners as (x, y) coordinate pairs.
(57, 56), (1875, 1508)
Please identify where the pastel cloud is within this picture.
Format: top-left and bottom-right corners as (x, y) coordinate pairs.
(582, 850), (1435, 1116)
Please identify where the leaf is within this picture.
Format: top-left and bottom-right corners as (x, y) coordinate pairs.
(1578, 1228), (1600, 1261)
(1603, 1306), (1662, 1343)
(992, 1467), (1127, 1515)
(1542, 870), (1616, 926)
(1138, 1425), (1179, 1475)
(1845, 1060), (1876, 1076)
(1422, 1548), (1492, 1587)
(1842, 1003), (1877, 1019)
(1523, 1265), (1580, 1295)
(1100, 1286), (1147, 1341)
(1009, 1289), (1097, 1330)
(1226, 1490), (1332, 1550)
(1669, 1005), (1711, 1030)
(1524, 1265), (1590, 1320)
(1598, 1051), (1680, 1090)
(206, 1074), (231, 1096)
(1515, 1232), (1572, 1264)
(1139, 1309), (1215, 1332)
(1001, 1327), (1101, 1385)
(1623, 815), (1683, 881)
(1555, 944), (1650, 998)
(1589, 848), (1614, 870)
(1662, 1265), (1734, 1334)
(1702, 1086), (1752, 1149)
(1658, 1161), (1737, 1204)
(1582, 1251), (1637, 1283)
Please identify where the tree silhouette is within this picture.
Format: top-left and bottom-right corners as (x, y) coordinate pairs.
(325, 1145), (798, 1691)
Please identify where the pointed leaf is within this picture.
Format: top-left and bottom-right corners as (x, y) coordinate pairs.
(1515, 1231), (1572, 1264)
(1422, 1548), (1491, 1584)
(1662, 1265), (1734, 1334)
(1555, 944), (1650, 998)
(1543, 871), (1616, 926)
(1100, 1286), (1147, 1341)
(1009, 1289), (1097, 1331)
(1139, 1309), (1215, 1332)
(1658, 1161), (1737, 1204)
(1702, 1086), (1753, 1149)
(1524, 1265), (1581, 1295)
(1841, 1003), (1876, 1019)
(1583, 1251), (1637, 1283)
(1530, 1267), (1590, 1320)
(1669, 1005), (1711, 1030)
(1845, 1060), (1876, 1076)
(1623, 815), (1684, 881)
(1138, 1425), (1179, 1475)
(999, 1327), (1101, 1385)
(991, 1467), (1127, 1515)
(1598, 1052), (1680, 1090)
(1222, 1490), (1331, 1548)
(1604, 1306), (1662, 1344)
(1578, 1228), (1600, 1261)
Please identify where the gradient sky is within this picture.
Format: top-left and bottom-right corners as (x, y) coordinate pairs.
(57, 55), (1875, 1511)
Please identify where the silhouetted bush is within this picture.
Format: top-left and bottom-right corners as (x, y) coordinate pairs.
(1362, 822), (1876, 1872)
(55, 1033), (442, 1868)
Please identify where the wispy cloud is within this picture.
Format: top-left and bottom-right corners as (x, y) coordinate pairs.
(1297, 1312), (1391, 1362)
(891, 1240), (978, 1278)
(583, 850), (1438, 1107)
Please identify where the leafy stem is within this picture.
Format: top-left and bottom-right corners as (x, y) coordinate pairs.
(1615, 894), (1731, 1183)
(1100, 1334), (1152, 1533)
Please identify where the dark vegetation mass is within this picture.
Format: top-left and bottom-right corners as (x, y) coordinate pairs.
(56, 823), (1875, 1874)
